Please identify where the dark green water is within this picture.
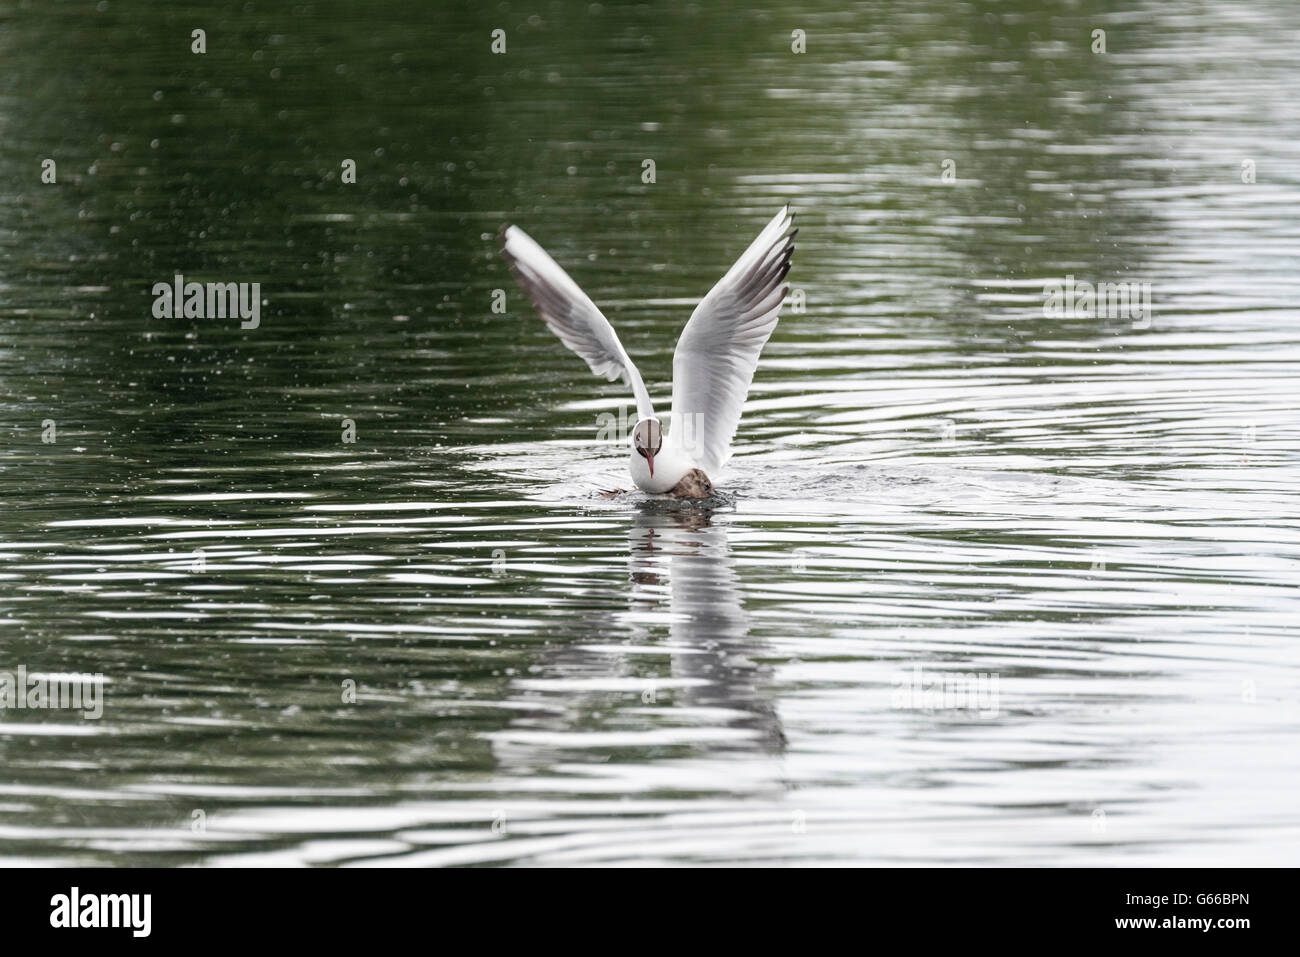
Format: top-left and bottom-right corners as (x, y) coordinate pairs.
(0, 0), (1297, 864)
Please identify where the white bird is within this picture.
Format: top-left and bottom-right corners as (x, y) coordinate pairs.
(500, 205), (796, 496)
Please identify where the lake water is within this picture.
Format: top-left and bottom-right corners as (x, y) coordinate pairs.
(1, 0), (1297, 865)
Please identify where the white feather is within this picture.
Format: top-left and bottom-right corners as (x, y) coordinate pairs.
(668, 205), (795, 476)
(500, 207), (796, 492)
(500, 224), (654, 421)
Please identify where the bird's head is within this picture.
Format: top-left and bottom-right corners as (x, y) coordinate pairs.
(632, 417), (663, 477)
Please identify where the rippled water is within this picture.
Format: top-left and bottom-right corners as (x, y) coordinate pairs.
(1, 1), (1298, 865)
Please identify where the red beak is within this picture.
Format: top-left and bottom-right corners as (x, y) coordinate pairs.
(647, 454), (654, 477)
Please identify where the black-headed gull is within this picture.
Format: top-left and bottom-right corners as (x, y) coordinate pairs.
(500, 205), (796, 497)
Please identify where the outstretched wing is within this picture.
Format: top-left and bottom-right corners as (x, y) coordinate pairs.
(669, 205), (795, 476)
(501, 224), (654, 420)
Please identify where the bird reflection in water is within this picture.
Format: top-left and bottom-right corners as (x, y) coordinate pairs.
(490, 502), (785, 772)
(629, 503), (785, 755)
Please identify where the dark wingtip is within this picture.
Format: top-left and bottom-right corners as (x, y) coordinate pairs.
(498, 223), (519, 265)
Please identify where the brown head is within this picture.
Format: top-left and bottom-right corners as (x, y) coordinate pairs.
(632, 417), (663, 477)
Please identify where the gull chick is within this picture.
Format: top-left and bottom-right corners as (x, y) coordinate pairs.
(500, 206), (796, 497)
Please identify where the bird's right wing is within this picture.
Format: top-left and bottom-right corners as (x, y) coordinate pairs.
(501, 224), (654, 421)
(669, 205), (795, 476)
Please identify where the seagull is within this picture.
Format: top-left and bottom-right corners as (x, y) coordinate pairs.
(500, 205), (796, 497)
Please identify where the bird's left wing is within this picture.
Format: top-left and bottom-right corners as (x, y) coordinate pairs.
(501, 224), (654, 420)
(669, 205), (795, 476)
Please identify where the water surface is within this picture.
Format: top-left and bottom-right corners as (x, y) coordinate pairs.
(0, 0), (1298, 865)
